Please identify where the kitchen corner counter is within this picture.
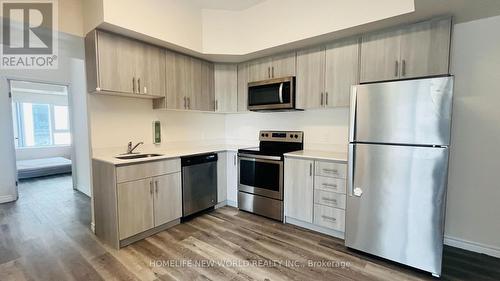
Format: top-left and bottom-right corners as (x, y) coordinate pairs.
(92, 144), (243, 166)
(284, 150), (348, 163)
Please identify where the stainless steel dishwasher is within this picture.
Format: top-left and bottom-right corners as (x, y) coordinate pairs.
(181, 153), (218, 218)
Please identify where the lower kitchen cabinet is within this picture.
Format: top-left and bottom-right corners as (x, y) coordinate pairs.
(226, 151), (238, 206)
(284, 156), (347, 239)
(153, 173), (182, 226)
(217, 152), (228, 203)
(92, 158), (182, 249)
(284, 158), (314, 223)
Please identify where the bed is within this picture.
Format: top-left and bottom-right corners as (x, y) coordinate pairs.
(17, 157), (72, 179)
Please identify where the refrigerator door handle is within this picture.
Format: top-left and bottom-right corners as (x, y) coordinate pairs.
(349, 86), (357, 142)
(348, 143), (355, 196)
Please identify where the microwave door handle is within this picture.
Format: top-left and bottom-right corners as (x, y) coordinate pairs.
(278, 82), (284, 103)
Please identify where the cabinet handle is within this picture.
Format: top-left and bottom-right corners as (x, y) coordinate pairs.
(402, 60), (406, 77)
(268, 67), (270, 78)
(323, 183), (338, 189)
(320, 92), (324, 106)
(215, 100), (218, 111)
(323, 168), (338, 174)
(322, 197), (338, 203)
(325, 92), (328, 106)
(155, 180), (158, 194)
(395, 61), (399, 77)
(310, 163), (313, 177)
(322, 215), (337, 222)
(188, 97), (191, 109)
(184, 97), (187, 109)
(137, 78), (141, 94)
(272, 66), (274, 78)
(149, 181), (153, 195)
(234, 155), (237, 166)
(132, 78), (136, 93)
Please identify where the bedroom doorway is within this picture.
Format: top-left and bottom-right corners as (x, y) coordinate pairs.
(9, 80), (75, 202)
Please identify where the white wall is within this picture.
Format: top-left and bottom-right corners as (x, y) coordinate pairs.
(88, 95), (226, 152)
(202, 0), (414, 54)
(444, 15), (500, 254)
(101, 0), (203, 52)
(225, 109), (350, 151)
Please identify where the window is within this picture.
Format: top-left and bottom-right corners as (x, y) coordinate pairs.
(13, 102), (71, 147)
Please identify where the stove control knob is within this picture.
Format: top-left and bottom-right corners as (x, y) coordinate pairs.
(261, 133), (265, 137)
(295, 134), (299, 138)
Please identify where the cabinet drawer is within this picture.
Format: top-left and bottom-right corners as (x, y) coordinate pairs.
(116, 158), (181, 183)
(315, 161), (347, 178)
(314, 190), (346, 209)
(314, 204), (345, 232)
(314, 176), (346, 194)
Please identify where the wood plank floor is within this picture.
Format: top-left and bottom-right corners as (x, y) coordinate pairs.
(1, 175), (499, 281)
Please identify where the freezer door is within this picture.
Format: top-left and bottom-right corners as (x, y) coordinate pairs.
(346, 143), (449, 275)
(350, 76), (453, 145)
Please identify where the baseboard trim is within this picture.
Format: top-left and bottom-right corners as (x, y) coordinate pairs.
(444, 235), (500, 258)
(0, 195), (17, 204)
(226, 200), (237, 208)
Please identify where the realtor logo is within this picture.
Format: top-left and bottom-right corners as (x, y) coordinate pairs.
(1, 0), (58, 69)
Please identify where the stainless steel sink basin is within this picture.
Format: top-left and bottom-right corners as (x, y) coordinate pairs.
(115, 153), (163, 160)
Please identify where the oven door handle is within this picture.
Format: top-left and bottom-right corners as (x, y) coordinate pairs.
(238, 153), (282, 162)
(278, 82), (284, 103)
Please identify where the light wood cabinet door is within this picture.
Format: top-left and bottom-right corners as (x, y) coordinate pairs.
(117, 178), (154, 239)
(226, 151), (238, 204)
(136, 43), (165, 96)
(215, 64), (238, 112)
(271, 52), (296, 78)
(324, 38), (360, 107)
(217, 152), (227, 203)
(97, 31), (137, 94)
(186, 57), (202, 110)
(248, 57), (272, 82)
(284, 158), (314, 223)
(296, 46), (325, 109)
(153, 173), (182, 226)
(166, 50), (190, 110)
(237, 63), (249, 112)
(400, 17), (451, 79)
(360, 28), (401, 83)
(196, 60), (215, 111)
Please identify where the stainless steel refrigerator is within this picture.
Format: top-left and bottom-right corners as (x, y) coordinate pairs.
(345, 76), (454, 277)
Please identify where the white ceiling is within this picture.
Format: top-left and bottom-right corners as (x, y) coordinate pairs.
(194, 0), (265, 11)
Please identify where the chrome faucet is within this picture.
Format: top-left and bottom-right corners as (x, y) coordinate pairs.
(127, 141), (144, 154)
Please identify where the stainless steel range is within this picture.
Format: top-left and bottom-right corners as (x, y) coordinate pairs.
(238, 131), (304, 221)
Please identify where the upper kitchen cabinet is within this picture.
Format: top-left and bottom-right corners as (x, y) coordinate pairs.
(296, 38), (359, 109)
(296, 46), (325, 109)
(247, 52), (296, 82)
(360, 17), (451, 83)
(85, 30), (165, 98)
(160, 50), (215, 111)
(237, 63), (249, 112)
(399, 17), (452, 79)
(214, 64), (238, 113)
(324, 37), (360, 107)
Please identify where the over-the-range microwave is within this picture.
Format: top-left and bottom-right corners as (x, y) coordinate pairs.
(247, 76), (297, 111)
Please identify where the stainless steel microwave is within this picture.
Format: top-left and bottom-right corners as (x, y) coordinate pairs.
(247, 77), (296, 111)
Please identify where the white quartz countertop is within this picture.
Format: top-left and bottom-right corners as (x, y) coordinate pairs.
(284, 150), (348, 163)
(93, 144), (245, 166)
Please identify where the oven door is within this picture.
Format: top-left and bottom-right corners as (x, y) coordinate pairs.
(238, 154), (283, 200)
(247, 77), (295, 111)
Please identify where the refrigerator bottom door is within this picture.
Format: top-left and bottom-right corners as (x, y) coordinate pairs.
(346, 143), (449, 275)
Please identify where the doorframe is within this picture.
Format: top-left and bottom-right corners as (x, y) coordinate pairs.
(5, 77), (78, 193)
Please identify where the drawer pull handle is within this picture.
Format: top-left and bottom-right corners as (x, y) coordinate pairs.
(322, 197), (337, 204)
(322, 183), (338, 188)
(322, 215), (337, 222)
(323, 169), (338, 174)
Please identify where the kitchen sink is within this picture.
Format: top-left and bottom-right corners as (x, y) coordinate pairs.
(115, 153), (163, 160)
